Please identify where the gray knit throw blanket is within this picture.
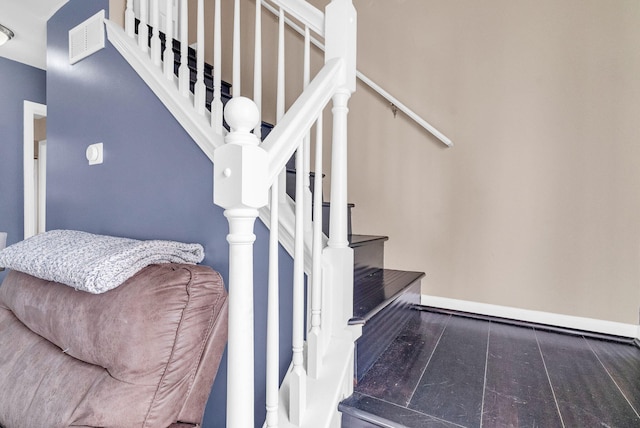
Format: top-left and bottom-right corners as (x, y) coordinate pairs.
(0, 230), (204, 294)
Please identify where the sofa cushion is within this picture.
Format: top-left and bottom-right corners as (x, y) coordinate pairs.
(0, 263), (227, 428)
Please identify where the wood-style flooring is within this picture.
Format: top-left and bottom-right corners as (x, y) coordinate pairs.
(341, 308), (640, 427)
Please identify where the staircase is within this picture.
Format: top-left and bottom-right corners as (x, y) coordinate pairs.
(105, 1), (435, 427)
(133, 25), (424, 373)
(151, 22), (424, 428)
(148, 29), (425, 389)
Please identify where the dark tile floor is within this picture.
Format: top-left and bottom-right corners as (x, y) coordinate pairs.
(343, 309), (640, 427)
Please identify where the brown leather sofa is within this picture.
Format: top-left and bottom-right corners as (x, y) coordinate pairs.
(0, 263), (228, 428)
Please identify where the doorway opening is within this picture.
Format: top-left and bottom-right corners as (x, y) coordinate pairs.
(24, 101), (47, 239)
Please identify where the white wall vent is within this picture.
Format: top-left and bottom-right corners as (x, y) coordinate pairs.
(69, 10), (105, 65)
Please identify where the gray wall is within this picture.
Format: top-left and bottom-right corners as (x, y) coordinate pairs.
(0, 57), (46, 283)
(46, 1), (292, 426)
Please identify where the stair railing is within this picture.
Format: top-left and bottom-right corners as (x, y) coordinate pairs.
(216, 2), (359, 426)
(113, 0), (359, 427)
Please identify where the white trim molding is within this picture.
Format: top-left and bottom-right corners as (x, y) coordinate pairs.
(23, 100), (47, 240)
(421, 295), (639, 339)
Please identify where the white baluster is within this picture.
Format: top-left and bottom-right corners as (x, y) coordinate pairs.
(276, 7), (286, 201)
(233, 0), (241, 97)
(307, 114), (323, 379)
(163, 0), (175, 80)
(138, 0), (149, 53)
(266, 182), (279, 428)
(325, 89), (355, 335)
(150, 0), (161, 66)
(211, 0), (223, 132)
(194, 0), (206, 114)
(253, 0), (262, 137)
(303, 27), (312, 236)
(225, 206), (258, 428)
(213, 98), (267, 428)
(178, 0), (189, 97)
(276, 8), (285, 123)
(328, 89), (350, 250)
(125, 0), (135, 37)
(289, 141), (307, 426)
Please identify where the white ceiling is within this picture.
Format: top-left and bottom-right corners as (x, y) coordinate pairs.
(0, 0), (69, 69)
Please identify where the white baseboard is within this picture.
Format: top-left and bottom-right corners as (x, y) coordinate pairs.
(421, 295), (638, 339)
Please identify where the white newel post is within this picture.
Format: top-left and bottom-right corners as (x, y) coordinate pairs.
(214, 98), (268, 428)
(324, 0), (357, 336)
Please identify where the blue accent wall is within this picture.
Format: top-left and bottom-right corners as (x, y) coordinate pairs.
(46, 2), (292, 426)
(0, 57), (46, 284)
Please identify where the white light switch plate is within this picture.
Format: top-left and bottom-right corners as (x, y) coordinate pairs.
(86, 143), (103, 165)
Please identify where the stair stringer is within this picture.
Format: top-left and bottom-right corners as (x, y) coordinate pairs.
(105, 19), (309, 271)
(105, 19), (222, 161)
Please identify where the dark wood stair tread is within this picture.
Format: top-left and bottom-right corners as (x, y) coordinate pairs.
(340, 392), (455, 428)
(353, 269), (425, 322)
(352, 275), (423, 381)
(349, 234), (388, 276)
(340, 394), (405, 428)
(323, 202), (355, 208)
(349, 234), (388, 248)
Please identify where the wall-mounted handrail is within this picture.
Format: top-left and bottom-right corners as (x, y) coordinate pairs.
(261, 0), (453, 147)
(357, 72), (453, 147)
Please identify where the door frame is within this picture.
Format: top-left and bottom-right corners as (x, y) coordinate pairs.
(24, 100), (47, 239)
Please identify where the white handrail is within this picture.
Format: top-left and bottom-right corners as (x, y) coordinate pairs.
(261, 0), (453, 147)
(261, 59), (342, 185)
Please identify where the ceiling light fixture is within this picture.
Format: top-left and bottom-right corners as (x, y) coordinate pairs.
(0, 24), (15, 46)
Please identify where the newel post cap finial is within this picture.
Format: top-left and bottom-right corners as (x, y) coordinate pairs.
(225, 97), (260, 138)
(214, 97), (268, 210)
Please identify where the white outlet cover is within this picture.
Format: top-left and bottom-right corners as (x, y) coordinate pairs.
(86, 143), (103, 165)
